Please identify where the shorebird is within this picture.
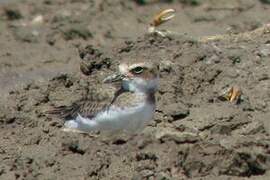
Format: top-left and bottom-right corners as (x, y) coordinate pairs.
(50, 61), (159, 133)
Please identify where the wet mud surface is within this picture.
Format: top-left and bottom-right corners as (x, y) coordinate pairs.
(1, 0), (270, 179)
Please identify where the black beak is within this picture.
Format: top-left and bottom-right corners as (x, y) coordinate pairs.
(103, 72), (123, 84)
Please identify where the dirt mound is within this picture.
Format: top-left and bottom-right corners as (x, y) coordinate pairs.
(1, 33), (270, 179)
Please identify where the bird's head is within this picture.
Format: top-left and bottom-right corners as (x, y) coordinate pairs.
(103, 62), (159, 94)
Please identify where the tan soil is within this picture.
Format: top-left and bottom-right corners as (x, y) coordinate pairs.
(1, 0), (270, 179)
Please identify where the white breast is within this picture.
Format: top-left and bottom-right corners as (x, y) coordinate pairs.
(64, 102), (155, 133)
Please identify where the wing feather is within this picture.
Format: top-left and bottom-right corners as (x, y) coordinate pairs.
(48, 97), (110, 120)
(47, 82), (140, 120)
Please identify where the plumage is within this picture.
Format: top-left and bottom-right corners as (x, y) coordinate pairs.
(48, 61), (159, 133)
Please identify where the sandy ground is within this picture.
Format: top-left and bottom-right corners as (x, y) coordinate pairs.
(0, 0), (270, 179)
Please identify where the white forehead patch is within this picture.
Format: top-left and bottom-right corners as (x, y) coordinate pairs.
(119, 64), (129, 74)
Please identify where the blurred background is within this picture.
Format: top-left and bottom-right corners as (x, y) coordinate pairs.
(0, 0), (270, 95)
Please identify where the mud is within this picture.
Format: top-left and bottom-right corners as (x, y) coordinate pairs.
(0, 0), (270, 179)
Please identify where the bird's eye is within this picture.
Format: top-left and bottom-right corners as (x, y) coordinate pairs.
(131, 66), (144, 74)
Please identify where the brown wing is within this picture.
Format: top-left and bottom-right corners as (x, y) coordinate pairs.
(48, 98), (109, 119)
(47, 81), (118, 120)
(47, 84), (129, 120)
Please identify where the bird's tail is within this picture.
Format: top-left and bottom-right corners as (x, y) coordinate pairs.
(63, 114), (98, 133)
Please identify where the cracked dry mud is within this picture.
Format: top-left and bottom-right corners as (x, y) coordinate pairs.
(0, 0), (270, 179)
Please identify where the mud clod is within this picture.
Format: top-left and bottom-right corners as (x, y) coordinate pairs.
(62, 140), (85, 155)
(163, 103), (190, 122)
(4, 7), (22, 20)
(79, 45), (112, 75)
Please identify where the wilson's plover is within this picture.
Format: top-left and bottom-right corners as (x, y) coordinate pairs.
(50, 61), (159, 133)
